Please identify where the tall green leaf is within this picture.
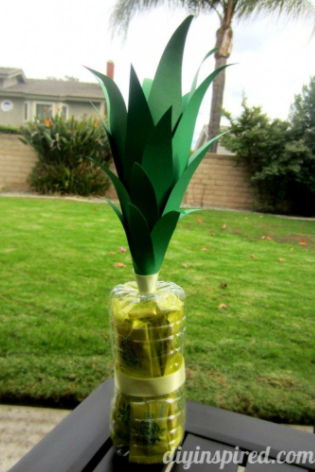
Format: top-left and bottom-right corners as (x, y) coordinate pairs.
(124, 65), (154, 186)
(182, 92), (190, 112)
(188, 48), (218, 102)
(179, 208), (199, 219)
(89, 100), (111, 136)
(99, 197), (124, 226)
(172, 64), (230, 178)
(87, 157), (131, 220)
(130, 163), (159, 230)
(142, 78), (153, 101)
(151, 211), (181, 269)
(126, 204), (156, 275)
(85, 67), (127, 177)
(163, 134), (224, 214)
(88, 101), (121, 177)
(148, 16), (193, 129)
(141, 108), (174, 211)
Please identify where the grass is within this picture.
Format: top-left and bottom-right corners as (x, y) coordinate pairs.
(0, 196), (314, 424)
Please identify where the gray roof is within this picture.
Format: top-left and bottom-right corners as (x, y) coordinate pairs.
(2, 78), (104, 99)
(195, 124), (234, 155)
(0, 67), (23, 77)
(0, 67), (104, 100)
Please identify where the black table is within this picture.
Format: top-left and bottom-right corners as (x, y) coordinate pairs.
(9, 379), (315, 471)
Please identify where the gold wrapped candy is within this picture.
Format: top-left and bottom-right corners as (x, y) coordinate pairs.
(109, 280), (186, 463)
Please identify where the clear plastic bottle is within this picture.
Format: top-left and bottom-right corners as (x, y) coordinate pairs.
(109, 278), (186, 464)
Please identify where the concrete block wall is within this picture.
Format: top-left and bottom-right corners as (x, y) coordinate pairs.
(182, 154), (257, 210)
(0, 134), (37, 191)
(107, 154), (257, 210)
(0, 135), (257, 210)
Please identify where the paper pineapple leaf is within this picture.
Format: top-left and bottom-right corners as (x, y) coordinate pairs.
(124, 65), (154, 186)
(141, 108), (174, 212)
(87, 16), (230, 277)
(89, 100), (111, 136)
(148, 15), (193, 129)
(88, 101), (122, 176)
(182, 92), (190, 111)
(142, 78), (153, 101)
(151, 211), (181, 269)
(172, 64), (231, 178)
(87, 157), (131, 220)
(163, 133), (225, 215)
(95, 79), (110, 118)
(187, 132), (228, 167)
(99, 197), (124, 226)
(179, 208), (199, 219)
(126, 204), (156, 275)
(130, 163), (159, 231)
(188, 48), (218, 102)
(85, 67), (127, 177)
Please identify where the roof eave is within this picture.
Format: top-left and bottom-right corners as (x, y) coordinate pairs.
(0, 90), (104, 102)
(0, 68), (25, 80)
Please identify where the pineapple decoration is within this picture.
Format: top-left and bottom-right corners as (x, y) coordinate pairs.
(87, 16), (228, 464)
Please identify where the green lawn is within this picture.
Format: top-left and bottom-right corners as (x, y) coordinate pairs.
(0, 197), (314, 423)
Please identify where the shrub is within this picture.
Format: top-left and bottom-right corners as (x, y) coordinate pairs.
(222, 97), (315, 216)
(0, 125), (20, 135)
(289, 76), (315, 201)
(20, 115), (112, 196)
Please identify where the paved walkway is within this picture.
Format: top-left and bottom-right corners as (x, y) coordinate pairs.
(0, 405), (313, 472)
(0, 405), (70, 472)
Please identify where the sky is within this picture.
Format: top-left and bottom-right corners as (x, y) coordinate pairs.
(2, 0), (315, 144)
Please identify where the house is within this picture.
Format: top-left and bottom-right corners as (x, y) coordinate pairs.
(195, 124), (233, 155)
(0, 63), (114, 127)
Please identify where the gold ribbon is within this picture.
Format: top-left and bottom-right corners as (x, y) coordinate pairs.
(114, 359), (186, 397)
(134, 272), (159, 294)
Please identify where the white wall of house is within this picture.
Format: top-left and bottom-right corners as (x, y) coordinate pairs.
(0, 97), (104, 127)
(0, 97), (25, 126)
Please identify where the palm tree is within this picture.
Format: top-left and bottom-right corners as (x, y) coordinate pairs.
(110, 0), (315, 152)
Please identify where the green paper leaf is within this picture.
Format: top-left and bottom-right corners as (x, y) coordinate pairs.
(148, 16), (193, 129)
(95, 78), (110, 116)
(188, 48), (218, 102)
(142, 78), (153, 101)
(173, 64), (231, 178)
(89, 100), (110, 136)
(130, 163), (159, 231)
(85, 67), (127, 178)
(126, 204), (156, 275)
(163, 133), (224, 214)
(89, 100), (122, 176)
(99, 197), (124, 226)
(151, 211), (181, 270)
(179, 208), (199, 219)
(187, 131), (227, 167)
(85, 17), (235, 277)
(182, 92), (190, 111)
(124, 66), (154, 185)
(141, 108), (174, 212)
(87, 157), (131, 220)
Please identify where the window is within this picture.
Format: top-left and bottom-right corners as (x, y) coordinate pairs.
(61, 105), (68, 119)
(1, 100), (13, 112)
(36, 103), (53, 120)
(24, 102), (29, 121)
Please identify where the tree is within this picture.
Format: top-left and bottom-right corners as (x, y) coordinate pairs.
(289, 76), (315, 154)
(289, 76), (315, 197)
(222, 92), (315, 215)
(110, 0), (315, 152)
